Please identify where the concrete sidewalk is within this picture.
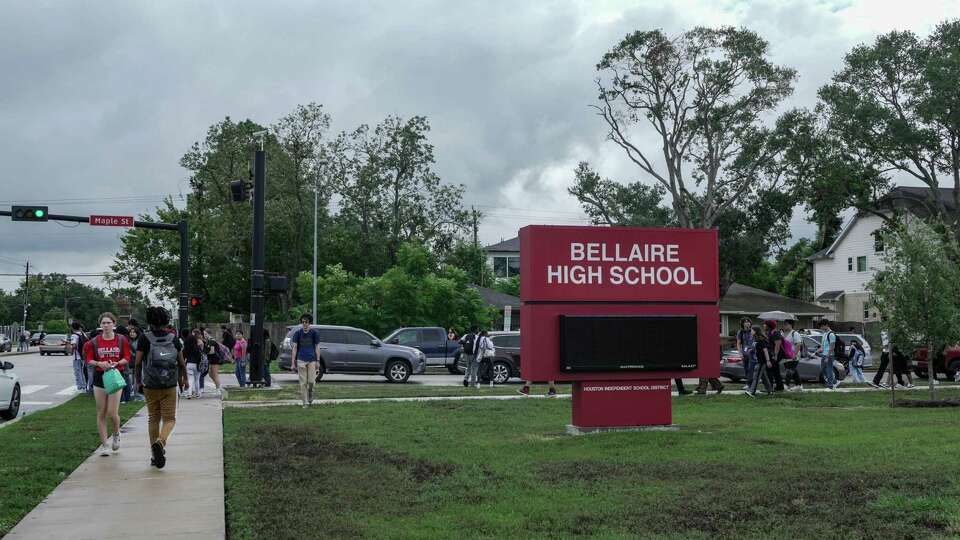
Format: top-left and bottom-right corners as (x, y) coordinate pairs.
(7, 394), (225, 539)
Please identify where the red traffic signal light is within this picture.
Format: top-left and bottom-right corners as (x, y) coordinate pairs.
(11, 205), (49, 221)
(189, 296), (202, 308)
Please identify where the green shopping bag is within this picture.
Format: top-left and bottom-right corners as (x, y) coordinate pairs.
(103, 368), (126, 395)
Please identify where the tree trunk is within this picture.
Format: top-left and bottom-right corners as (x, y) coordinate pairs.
(928, 342), (936, 401)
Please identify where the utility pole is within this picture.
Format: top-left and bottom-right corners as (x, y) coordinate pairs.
(312, 177), (318, 322)
(471, 207), (482, 287)
(248, 134), (267, 383)
(20, 260), (28, 333)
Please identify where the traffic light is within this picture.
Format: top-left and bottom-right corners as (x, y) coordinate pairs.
(11, 205), (49, 221)
(189, 296), (202, 308)
(229, 180), (251, 202)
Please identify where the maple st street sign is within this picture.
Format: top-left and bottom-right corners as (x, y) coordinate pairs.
(90, 215), (134, 227)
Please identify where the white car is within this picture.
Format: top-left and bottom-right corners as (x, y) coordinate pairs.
(0, 335), (11, 352)
(0, 360), (21, 420)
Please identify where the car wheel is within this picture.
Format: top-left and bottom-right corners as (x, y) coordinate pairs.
(314, 362), (325, 383)
(1, 384), (20, 421)
(448, 353), (464, 375)
(491, 361), (511, 384)
(385, 359), (411, 383)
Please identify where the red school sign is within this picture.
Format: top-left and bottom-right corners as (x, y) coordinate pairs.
(519, 225), (720, 429)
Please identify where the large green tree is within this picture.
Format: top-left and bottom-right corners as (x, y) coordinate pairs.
(817, 20), (960, 257)
(594, 26), (796, 229)
(291, 243), (494, 337)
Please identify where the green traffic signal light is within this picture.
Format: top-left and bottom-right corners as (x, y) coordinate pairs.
(34, 209), (45, 218)
(10, 205), (49, 222)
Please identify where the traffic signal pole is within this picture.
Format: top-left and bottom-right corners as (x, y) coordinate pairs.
(248, 146), (266, 383)
(0, 209), (190, 331)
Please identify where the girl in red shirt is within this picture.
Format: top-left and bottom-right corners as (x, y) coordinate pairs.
(83, 312), (132, 456)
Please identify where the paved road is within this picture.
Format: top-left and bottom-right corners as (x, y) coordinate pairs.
(2, 351), (83, 419)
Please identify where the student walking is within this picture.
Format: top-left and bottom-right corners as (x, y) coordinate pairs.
(519, 380), (558, 397)
(135, 307), (187, 469)
(290, 314), (321, 407)
(818, 320), (839, 389)
(892, 346), (915, 388)
(69, 322), (88, 391)
(781, 319), (804, 391)
(474, 330), (496, 388)
(83, 312), (132, 456)
(232, 331), (248, 388)
(736, 318), (755, 391)
(675, 378), (693, 395)
(460, 327), (479, 388)
(745, 326), (773, 397)
(764, 320), (785, 392)
(182, 329), (203, 398)
(848, 339), (867, 383)
(259, 329), (277, 387)
(202, 330), (223, 395)
(870, 326), (892, 388)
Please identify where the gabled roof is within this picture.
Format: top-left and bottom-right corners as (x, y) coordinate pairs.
(808, 186), (960, 262)
(483, 237), (519, 252)
(720, 283), (834, 316)
(469, 285), (520, 309)
(816, 290), (845, 302)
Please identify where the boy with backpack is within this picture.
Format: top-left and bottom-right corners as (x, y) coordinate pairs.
(460, 327), (479, 388)
(818, 319), (840, 389)
(764, 320), (785, 392)
(135, 306), (188, 469)
(781, 319), (803, 391)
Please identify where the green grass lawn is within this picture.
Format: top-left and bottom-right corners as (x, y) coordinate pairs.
(225, 382), (566, 401)
(0, 396), (143, 535)
(223, 388), (960, 539)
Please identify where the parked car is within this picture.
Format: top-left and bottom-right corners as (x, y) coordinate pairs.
(0, 335), (11, 353)
(913, 345), (960, 380)
(0, 360), (20, 420)
(835, 334), (873, 368)
(39, 334), (70, 356)
(720, 335), (848, 384)
(455, 331), (521, 384)
(279, 324), (427, 383)
(382, 327), (462, 374)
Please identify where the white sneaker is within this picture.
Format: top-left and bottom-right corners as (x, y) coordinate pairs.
(111, 432), (120, 451)
(475, 383), (480, 389)
(98, 445), (110, 457)
(489, 382), (494, 388)
(741, 385), (749, 391)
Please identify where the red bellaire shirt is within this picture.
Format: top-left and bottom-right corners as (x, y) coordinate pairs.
(83, 335), (132, 372)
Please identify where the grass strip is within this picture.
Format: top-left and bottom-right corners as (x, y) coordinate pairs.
(0, 396), (143, 535)
(224, 387), (960, 539)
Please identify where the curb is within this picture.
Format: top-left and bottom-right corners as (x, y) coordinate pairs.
(223, 393), (572, 408)
(0, 349), (37, 358)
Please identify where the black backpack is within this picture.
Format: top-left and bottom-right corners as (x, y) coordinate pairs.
(74, 331), (88, 355)
(461, 333), (477, 355)
(143, 331), (179, 388)
(830, 333), (846, 362)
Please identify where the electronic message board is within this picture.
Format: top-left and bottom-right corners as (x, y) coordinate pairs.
(559, 315), (698, 372)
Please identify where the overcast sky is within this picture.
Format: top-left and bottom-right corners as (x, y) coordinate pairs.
(1, 0), (957, 294)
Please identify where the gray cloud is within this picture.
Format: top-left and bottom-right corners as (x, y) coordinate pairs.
(0, 0), (956, 293)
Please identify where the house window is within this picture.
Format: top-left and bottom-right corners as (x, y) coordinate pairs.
(874, 234), (884, 253)
(857, 256), (867, 272)
(863, 302), (870, 320)
(847, 257), (853, 272)
(493, 256), (520, 278)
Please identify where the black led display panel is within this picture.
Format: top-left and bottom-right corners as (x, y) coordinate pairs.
(559, 315), (698, 372)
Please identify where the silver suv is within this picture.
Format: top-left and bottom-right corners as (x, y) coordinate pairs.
(279, 325), (427, 383)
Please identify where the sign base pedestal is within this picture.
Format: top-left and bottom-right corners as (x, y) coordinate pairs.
(571, 379), (673, 428)
(566, 424), (679, 436)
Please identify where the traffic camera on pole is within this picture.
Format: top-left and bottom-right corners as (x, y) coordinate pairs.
(11, 205), (49, 221)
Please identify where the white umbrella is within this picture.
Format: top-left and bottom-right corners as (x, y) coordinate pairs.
(756, 310), (796, 321)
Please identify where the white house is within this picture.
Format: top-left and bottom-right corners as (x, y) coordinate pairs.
(807, 213), (887, 323)
(483, 237), (520, 280)
(807, 186), (959, 323)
